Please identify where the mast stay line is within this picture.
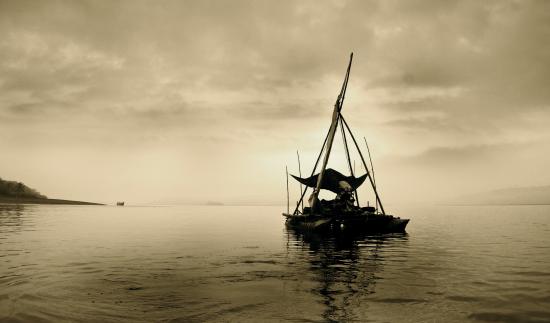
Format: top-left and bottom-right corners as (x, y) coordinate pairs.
(364, 137), (378, 213)
(339, 117), (359, 206)
(291, 126), (330, 215)
(340, 115), (386, 215)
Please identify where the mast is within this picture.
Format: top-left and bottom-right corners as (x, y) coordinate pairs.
(310, 53), (353, 212)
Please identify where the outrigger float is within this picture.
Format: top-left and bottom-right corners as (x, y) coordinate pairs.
(283, 53), (409, 233)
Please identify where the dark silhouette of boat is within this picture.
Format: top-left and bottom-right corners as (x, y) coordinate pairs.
(283, 53), (409, 233)
(116, 201), (125, 206)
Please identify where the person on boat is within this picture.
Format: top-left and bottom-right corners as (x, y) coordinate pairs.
(335, 180), (355, 212)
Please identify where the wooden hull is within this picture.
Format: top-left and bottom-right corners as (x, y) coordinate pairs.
(283, 212), (409, 233)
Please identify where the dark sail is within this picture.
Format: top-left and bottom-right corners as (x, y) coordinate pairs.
(291, 168), (367, 193)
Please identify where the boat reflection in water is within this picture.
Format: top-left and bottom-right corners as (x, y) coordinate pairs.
(285, 225), (409, 322)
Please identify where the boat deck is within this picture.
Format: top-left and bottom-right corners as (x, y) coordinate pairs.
(283, 212), (409, 233)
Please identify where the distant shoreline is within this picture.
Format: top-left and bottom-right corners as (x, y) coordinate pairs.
(442, 203), (550, 206)
(0, 197), (103, 205)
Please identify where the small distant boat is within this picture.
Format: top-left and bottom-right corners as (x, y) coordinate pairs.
(283, 53), (409, 233)
(116, 201), (125, 206)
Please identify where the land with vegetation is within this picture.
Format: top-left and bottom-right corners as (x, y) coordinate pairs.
(0, 177), (103, 205)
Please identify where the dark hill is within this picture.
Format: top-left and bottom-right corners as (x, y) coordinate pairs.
(0, 177), (103, 205)
(0, 177), (46, 199)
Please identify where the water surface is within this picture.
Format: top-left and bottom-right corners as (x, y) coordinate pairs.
(1, 204), (550, 322)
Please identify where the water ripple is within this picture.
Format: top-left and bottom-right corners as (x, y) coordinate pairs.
(1, 204), (550, 322)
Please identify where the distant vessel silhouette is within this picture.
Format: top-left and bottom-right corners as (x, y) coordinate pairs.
(205, 201), (224, 206)
(116, 201), (125, 206)
(283, 53), (409, 233)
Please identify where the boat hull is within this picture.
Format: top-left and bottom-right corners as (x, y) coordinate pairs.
(283, 213), (409, 233)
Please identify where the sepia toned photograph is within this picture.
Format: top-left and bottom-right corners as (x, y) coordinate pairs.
(1, 0), (550, 322)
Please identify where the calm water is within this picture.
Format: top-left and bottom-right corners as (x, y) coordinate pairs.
(1, 204), (550, 322)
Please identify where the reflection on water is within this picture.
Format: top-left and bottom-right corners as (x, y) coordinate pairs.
(0, 204), (26, 234)
(1, 204), (550, 322)
(286, 227), (408, 322)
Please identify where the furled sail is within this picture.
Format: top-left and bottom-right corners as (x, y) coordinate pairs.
(291, 168), (367, 194)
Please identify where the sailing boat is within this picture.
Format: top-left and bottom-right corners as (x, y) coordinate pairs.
(283, 53), (409, 232)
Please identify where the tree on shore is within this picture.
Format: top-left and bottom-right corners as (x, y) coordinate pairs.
(0, 178), (47, 199)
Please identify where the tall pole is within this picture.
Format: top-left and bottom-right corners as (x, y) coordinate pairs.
(296, 150), (304, 212)
(311, 53), (353, 212)
(341, 115), (386, 215)
(364, 137), (378, 213)
(285, 165), (289, 214)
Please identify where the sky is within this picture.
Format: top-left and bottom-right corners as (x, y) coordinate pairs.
(1, 0), (549, 205)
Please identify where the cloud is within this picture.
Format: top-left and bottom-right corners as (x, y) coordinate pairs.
(1, 0), (549, 203)
(2, 0), (548, 130)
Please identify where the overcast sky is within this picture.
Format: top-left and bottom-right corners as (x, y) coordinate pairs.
(1, 0), (549, 205)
